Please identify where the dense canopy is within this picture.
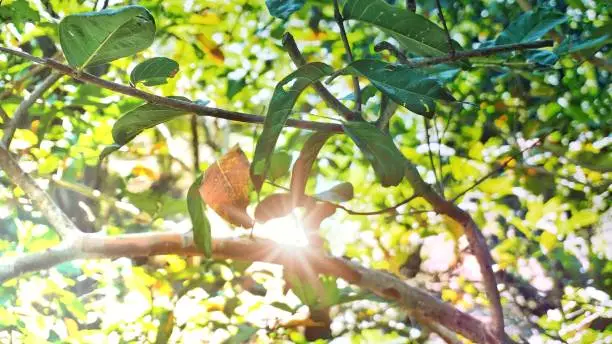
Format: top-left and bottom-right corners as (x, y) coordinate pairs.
(0, 0), (610, 343)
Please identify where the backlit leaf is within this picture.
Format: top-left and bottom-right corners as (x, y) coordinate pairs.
(343, 121), (405, 187)
(130, 57), (179, 86)
(250, 62), (334, 192)
(315, 182), (354, 203)
(268, 151), (292, 181)
(254, 193), (294, 224)
(200, 146), (254, 228)
(59, 6), (156, 69)
(290, 132), (334, 201)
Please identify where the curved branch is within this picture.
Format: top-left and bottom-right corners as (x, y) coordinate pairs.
(0, 231), (502, 343)
(0, 46), (343, 133)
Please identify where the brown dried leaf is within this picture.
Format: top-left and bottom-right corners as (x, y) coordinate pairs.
(199, 145), (254, 228)
(254, 193), (294, 224)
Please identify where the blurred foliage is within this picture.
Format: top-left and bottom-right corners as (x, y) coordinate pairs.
(0, 0), (610, 343)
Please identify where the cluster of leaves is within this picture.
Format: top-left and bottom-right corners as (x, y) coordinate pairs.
(0, 0), (610, 342)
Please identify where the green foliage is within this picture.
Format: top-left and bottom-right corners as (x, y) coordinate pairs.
(265, 0), (305, 19)
(187, 175), (212, 257)
(343, 121), (405, 187)
(332, 59), (455, 117)
(340, 0), (461, 56)
(250, 62), (334, 191)
(59, 6), (156, 68)
(496, 8), (567, 45)
(130, 57), (179, 86)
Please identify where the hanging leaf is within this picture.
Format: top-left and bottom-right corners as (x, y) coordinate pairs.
(315, 182), (354, 203)
(343, 121), (405, 187)
(250, 62), (334, 192)
(254, 193), (295, 224)
(290, 132), (334, 200)
(112, 96), (191, 146)
(200, 146), (254, 228)
(265, 0), (305, 19)
(154, 310), (175, 344)
(340, 0), (461, 57)
(495, 8), (567, 45)
(99, 144), (121, 162)
(188, 175), (212, 257)
(332, 59), (455, 117)
(59, 6), (156, 69)
(268, 151), (292, 181)
(526, 50), (559, 66)
(130, 57), (179, 86)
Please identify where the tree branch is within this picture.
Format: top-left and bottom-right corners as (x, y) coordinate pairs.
(281, 33), (360, 121)
(435, 0), (455, 56)
(333, 0), (361, 112)
(2, 71), (62, 147)
(0, 231), (503, 343)
(377, 40), (554, 68)
(402, 161), (506, 340)
(0, 144), (82, 239)
(0, 46), (344, 133)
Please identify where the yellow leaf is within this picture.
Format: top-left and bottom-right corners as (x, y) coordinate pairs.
(200, 146), (253, 228)
(196, 34), (224, 64)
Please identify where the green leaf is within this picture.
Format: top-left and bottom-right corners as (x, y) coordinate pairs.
(496, 8), (567, 45)
(333, 59), (455, 117)
(268, 151), (292, 180)
(286, 273), (320, 307)
(555, 34), (611, 56)
(265, 0), (305, 19)
(59, 6), (156, 69)
(340, 0), (461, 57)
(154, 310), (175, 344)
(0, 0), (40, 30)
(250, 62), (334, 192)
(290, 132), (334, 198)
(188, 175), (212, 258)
(315, 182), (354, 203)
(270, 302), (295, 313)
(343, 121), (405, 187)
(99, 144), (121, 162)
(224, 325), (258, 344)
(130, 57), (179, 86)
(112, 97), (191, 146)
(526, 50), (559, 66)
(227, 78), (246, 100)
(449, 156), (480, 180)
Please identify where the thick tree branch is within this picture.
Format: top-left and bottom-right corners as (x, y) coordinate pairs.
(2, 72), (62, 147)
(0, 137), (81, 241)
(0, 231), (503, 343)
(403, 161), (506, 340)
(333, 0), (361, 112)
(0, 46), (344, 133)
(281, 33), (360, 121)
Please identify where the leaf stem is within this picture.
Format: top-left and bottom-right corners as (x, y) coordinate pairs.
(435, 0), (455, 57)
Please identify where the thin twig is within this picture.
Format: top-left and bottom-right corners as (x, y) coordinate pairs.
(433, 117), (446, 194)
(2, 71), (62, 147)
(0, 106), (9, 123)
(281, 33), (360, 121)
(190, 114), (200, 171)
(338, 194), (419, 215)
(0, 63), (48, 100)
(451, 139), (542, 203)
(424, 118), (443, 196)
(333, 0), (361, 112)
(381, 40), (554, 68)
(406, 0), (416, 12)
(0, 46), (344, 133)
(435, 0), (455, 56)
